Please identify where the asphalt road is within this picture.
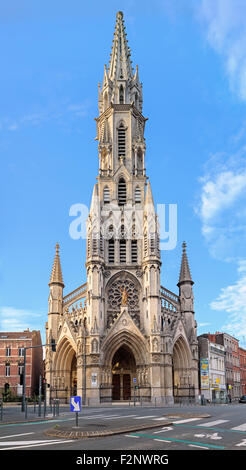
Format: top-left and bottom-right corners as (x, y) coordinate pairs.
(0, 404), (246, 451)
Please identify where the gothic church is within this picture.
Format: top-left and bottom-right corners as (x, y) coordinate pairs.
(45, 11), (199, 405)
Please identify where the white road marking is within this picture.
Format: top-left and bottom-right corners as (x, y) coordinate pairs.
(154, 427), (173, 434)
(231, 423), (246, 431)
(173, 418), (203, 424)
(236, 439), (246, 447)
(198, 420), (229, 427)
(0, 439), (68, 446)
(188, 444), (209, 449)
(194, 433), (222, 440)
(0, 433), (35, 440)
(134, 415), (157, 419)
(153, 439), (171, 443)
(85, 414), (120, 419)
(124, 435), (139, 438)
(0, 440), (75, 451)
(104, 415), (137, 420)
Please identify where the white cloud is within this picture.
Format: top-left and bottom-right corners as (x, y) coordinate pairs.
(200, 170), (246, 222)
(197, 0), (246, 101)
(210, 260), (246, 345)
(0, 100), (91, 133)
(0, 306), (43, 332)
(195, 148), (246, 261)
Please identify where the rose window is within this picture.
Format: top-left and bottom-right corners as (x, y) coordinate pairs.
(107, 279), (139, 311)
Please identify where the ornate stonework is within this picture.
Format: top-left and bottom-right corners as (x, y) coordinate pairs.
(45, 12), (199, 405)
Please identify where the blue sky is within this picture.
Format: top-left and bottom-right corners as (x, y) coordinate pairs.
(1, 0), (246, 347)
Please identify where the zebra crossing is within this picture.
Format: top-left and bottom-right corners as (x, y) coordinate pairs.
(79, 412), (246, 433)
(122, 415), (246, 450)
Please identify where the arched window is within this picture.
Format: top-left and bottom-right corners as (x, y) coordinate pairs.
(135, 186), (141, 203)
(119, 85), (124, 104)
(137, 148), (143, 172)
(118, 123), (126, 157)
(135, 92), (138, 108)
(118, 178), (127, 206)
(103, 186), (110, 204)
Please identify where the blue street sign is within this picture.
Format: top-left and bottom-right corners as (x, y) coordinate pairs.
(70, 396), (81, 412)
(133, 377), (136, 383)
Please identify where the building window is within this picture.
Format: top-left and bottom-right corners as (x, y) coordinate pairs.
(119, 85), (124, 104)
(6, 347), (11, 357)
(18, 347), (25, 357)
(150, 234), (155, 253)
(103, 186), (110, 204)
(118, 124), (126, 157)
(144, 232), (148, 257)
(118, 178), (127, 206)
(135, 186), (141, 203)
(119, 239), (126, 263)
(5, 363), (10, 377)
(108, 239), (115, 264)
(131, 240), (138, 263)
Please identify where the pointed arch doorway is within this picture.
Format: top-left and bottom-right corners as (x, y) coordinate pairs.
(111, 346), (136, 400)
(172, 336), (194, 400)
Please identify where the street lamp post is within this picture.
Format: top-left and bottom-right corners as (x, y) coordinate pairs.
(21, 341), (56, 412)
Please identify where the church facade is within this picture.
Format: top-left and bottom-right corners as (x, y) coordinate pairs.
(45, 12), (199, 405)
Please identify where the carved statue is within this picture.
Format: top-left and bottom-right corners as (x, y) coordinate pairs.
(120, 286), (128, 306)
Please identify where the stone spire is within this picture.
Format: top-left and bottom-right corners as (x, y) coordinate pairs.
(177, 242), (193, 286)
(145, 180), (154, 205)
(108, 11), (133, 82)
(89, 183), (100, 218)
(49, 243), (64, 287)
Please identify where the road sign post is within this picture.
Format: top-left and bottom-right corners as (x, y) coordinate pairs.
(70, 396), (81, 428)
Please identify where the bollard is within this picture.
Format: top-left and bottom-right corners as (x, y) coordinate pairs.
(25, 399), (28, 420)
(0, 399), (3, 421)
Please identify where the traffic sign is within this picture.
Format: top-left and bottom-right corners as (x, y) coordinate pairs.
(133, 377), (136, 383)
(70, 396), (81, 412)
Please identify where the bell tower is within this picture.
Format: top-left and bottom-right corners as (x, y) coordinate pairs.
(86, 11), (161, 335)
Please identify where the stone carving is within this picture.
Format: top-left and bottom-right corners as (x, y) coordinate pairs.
(121, 286), (128, 306)
(181, 285), (194, 312)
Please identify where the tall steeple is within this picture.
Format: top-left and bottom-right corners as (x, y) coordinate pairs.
(177, 242), (193, 287)
(49, 243), (64, 287)
(98, 11), (143, 114)
(108, 11), (133, 82)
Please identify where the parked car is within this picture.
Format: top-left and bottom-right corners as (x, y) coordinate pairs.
(239, 395), (246, 403)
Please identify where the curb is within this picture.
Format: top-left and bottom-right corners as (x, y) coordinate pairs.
(0, 416), (60, 426)
(44, 421), (173, 439)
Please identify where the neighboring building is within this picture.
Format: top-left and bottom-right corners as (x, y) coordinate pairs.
(0, 330), (43, 399)
(239, 347), (246, 396)
(213, 332), (240, 400)
(45, 11), (199, 405)
(198, 335), (227, 403)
